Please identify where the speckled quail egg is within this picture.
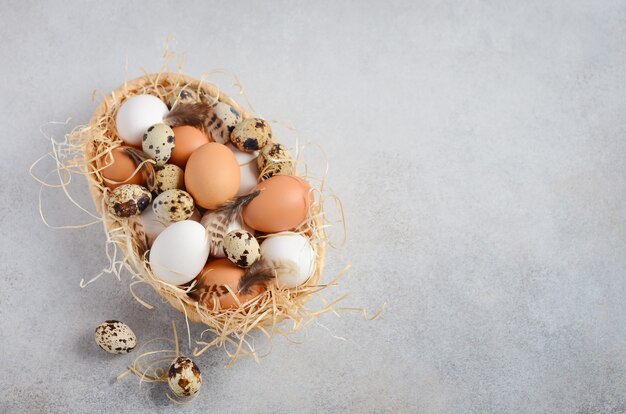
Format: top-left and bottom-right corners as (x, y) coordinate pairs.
(168, 87), (198, 109)
(142, 123), (175, 166)
(168, 356), (202, 397)
(94, 320), (137, 354)
(223, 230), (261, 268)
(257, 142), (294, 180)
(152, 189), (195, 222)
(230, 118), (271, 152)
(107, 184), (152, 218)
(206, 101), (242, 144)
(153, 164), (185, 194)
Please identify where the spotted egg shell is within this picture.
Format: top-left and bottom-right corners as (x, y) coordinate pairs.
(168, 356), (202, 397)
(230, 118), (271, 152)
(257, 142), (294, 180)
(94, 320), (137, 354)
(141, 206), (201, 246)
(142, 123), (175, 166)
(206, 101), (242, 144)
(152, 189), (195, 222)
(154, 164), (185, 194)
(107, 184), (152, 218)
(223, 230), (261, 268)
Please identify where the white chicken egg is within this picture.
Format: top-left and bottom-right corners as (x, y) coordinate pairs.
(226, 143), (259, 196)
(116, 94), (169, 146)
(149, 220), (209, 285)
(140, 204), (200, 246)
(260, 232), (316, 288)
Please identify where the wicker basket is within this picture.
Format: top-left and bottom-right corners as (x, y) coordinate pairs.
(82, 73), (327, 355)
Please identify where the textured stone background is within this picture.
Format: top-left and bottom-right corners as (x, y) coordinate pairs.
(1, 1), (625, 413)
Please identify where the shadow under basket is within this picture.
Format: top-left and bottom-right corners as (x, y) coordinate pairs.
(81, 72), (328, 357)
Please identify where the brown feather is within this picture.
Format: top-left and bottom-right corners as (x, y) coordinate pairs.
(201, 210), (231, 256)
(122, 147), (155, 190)
(214, 190), (260, 221)
(127, 216), (148, 256)
(200, 190), (260, 256)
(238, 258), (276, 295)
(163, 102), (213, 134)
(266, 258), (300, 282)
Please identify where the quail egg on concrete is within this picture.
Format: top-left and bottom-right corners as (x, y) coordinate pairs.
(94, 320), (137, 354)
(168, 356), (202, 397)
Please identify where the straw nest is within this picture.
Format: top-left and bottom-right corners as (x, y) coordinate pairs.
(78, 72), (335, 361)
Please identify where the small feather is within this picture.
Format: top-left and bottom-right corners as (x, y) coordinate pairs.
(201, 191), (261, 255)
(213, 190), (261, 224)
(266, 258), (300, 281)
(164, 102), (213, 134)
(122, 147), (155, 190)
(238, 258), (277, 295)
(128, 216), (148, 256)
(201, 210), (230, 256)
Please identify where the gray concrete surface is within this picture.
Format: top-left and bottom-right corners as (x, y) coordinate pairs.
(1, 0), (625, 413)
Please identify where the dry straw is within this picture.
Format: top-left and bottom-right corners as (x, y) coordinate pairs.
(31, 67), (383, 365)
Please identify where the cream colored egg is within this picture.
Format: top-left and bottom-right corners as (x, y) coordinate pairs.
(95, 320), (137, 354)
(206, 101), (243, 144)
(154, 164), (185, 194)
(142, 123), (175, 166)
(257, 142), (294, 180)
(107, 184), (152, 218)
(230, 118), (272, 152)
(223, 230), (261, 268)
(152, 189), (194, 222)
(168, 356), (202, 397)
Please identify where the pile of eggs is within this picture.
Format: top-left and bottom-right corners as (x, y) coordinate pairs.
(102, 90), (317, 310)
(94, 320), (202, 398)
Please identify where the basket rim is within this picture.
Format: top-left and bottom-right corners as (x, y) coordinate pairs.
(83, 72), (327, 326)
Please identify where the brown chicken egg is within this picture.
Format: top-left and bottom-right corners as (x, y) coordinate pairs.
(243, 175), (314, 233)
(169, 125), (210, 169)
(185, 143), (240, 210)
(99, 147), (147, 190)
(190, 258), (265, 309)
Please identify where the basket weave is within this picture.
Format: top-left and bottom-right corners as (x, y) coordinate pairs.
(83, 72), (326, 331)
